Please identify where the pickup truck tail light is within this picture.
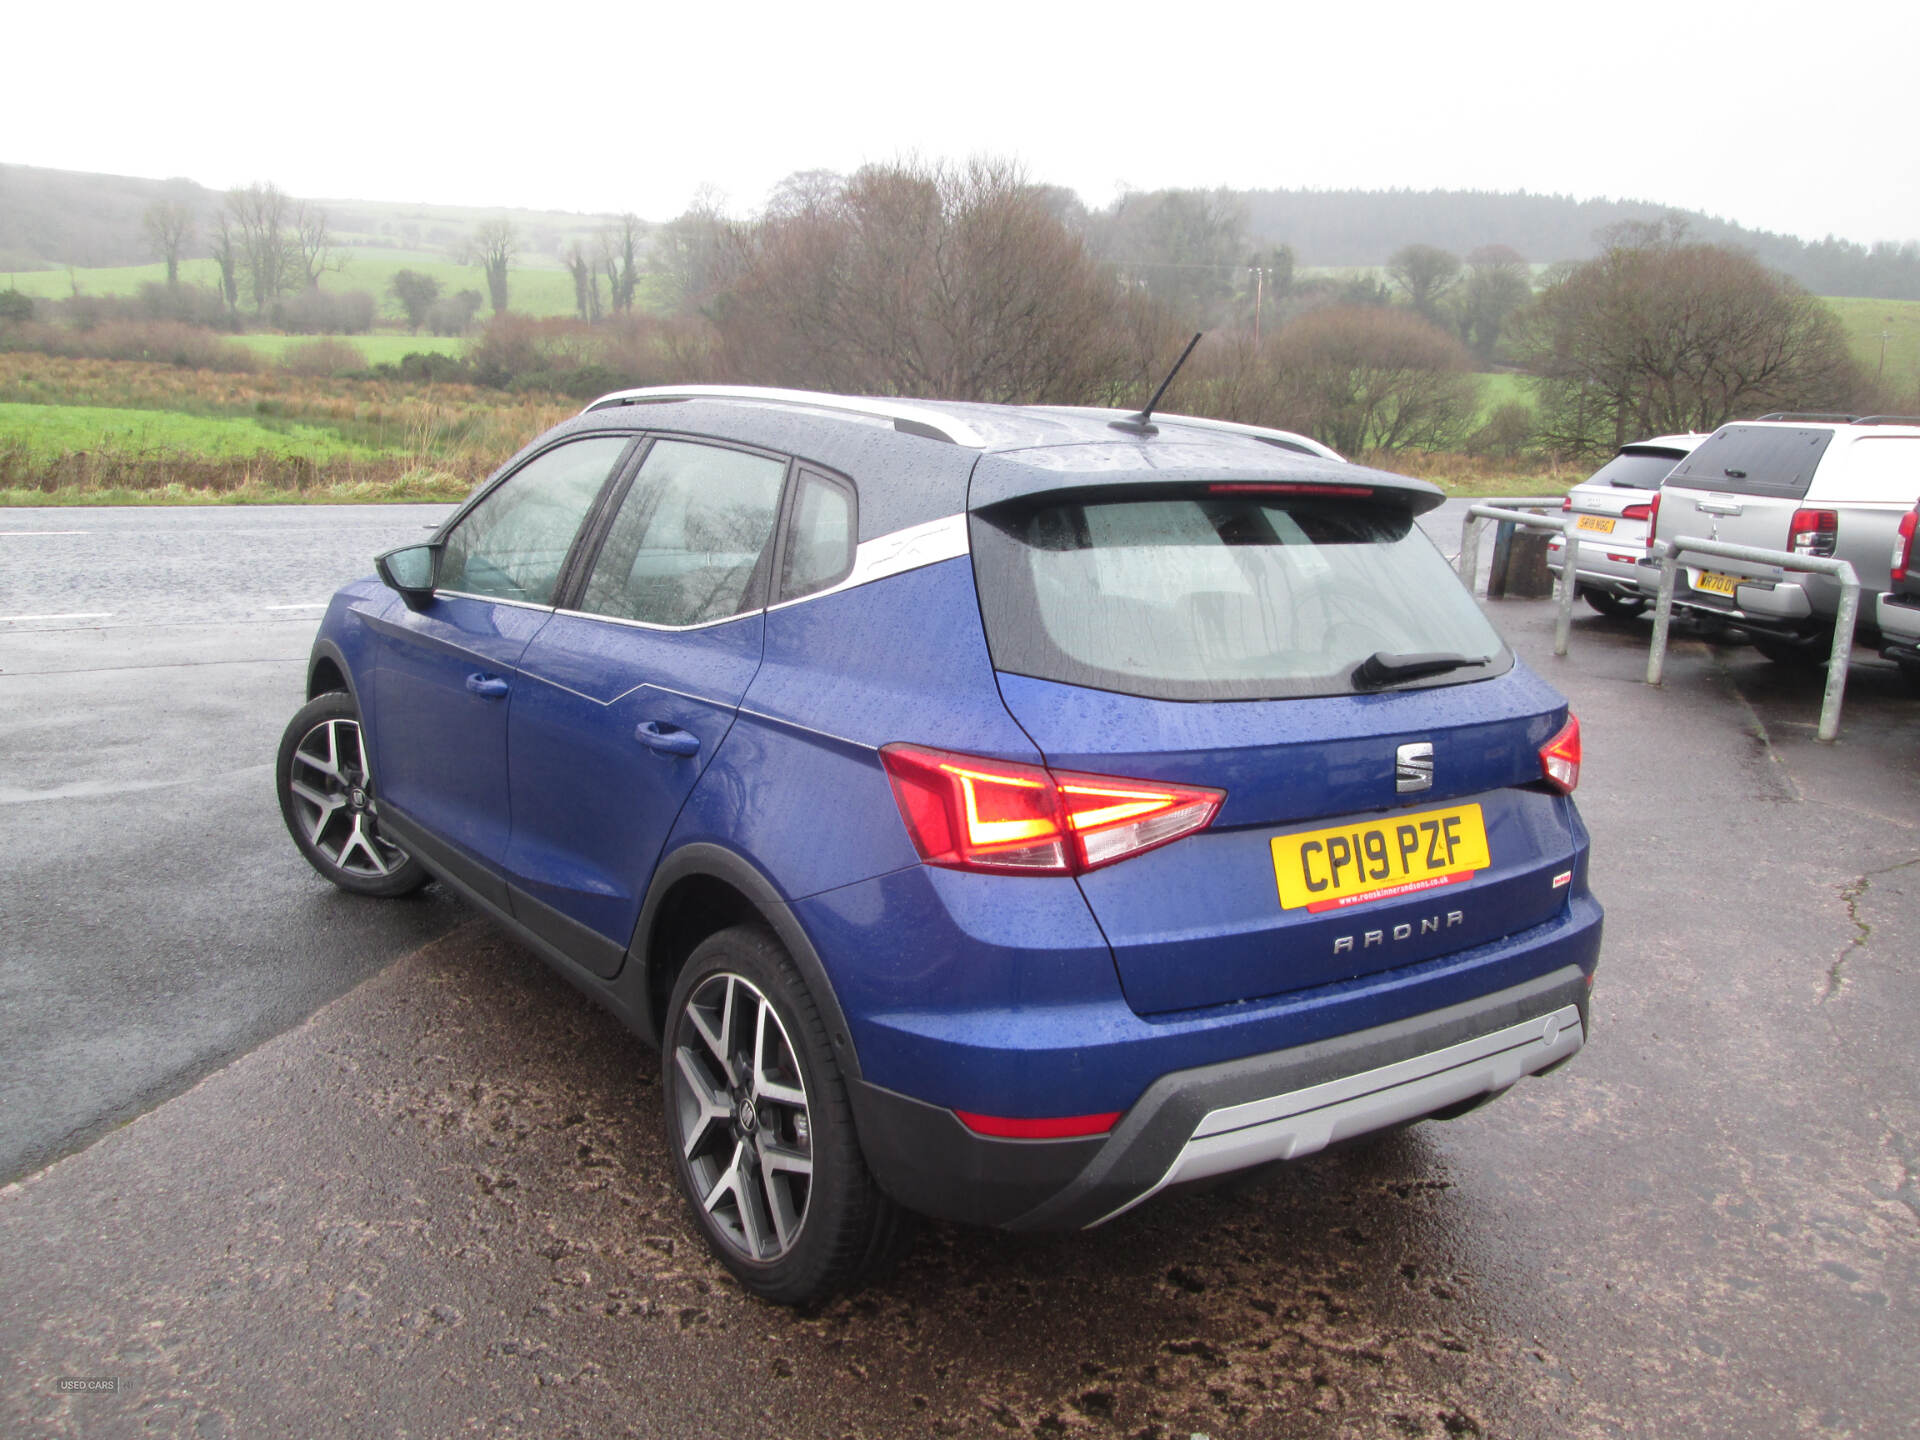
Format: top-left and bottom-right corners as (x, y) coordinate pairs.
(880, 744), (1224, 876)
(1894, 507), (1918, 583)
(1539, 715), (1581, 795)
(1788, 508), (1838, 558)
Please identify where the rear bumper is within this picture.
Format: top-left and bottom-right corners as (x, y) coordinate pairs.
(1632, 561), (1819, 630)
(1546, 537), (1646, 593)
(846, 943), (1597, 1230)
(1878, 591), (1920, 656)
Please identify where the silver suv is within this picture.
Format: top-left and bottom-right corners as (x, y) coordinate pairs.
(1643, 415), (1920, 663)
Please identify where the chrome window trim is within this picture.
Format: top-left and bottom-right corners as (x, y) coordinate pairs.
(436, 591), (557, 613)
(552, 512), (972, 632)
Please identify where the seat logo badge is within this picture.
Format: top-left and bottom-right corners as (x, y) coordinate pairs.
(1395, 742), (1434, 793)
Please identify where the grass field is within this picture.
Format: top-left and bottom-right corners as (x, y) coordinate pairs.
(0, 402), (386, 462)
(4, 252), (580, 320)
(1826, 296), (1920, 400)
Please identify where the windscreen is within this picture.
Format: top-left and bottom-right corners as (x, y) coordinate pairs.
(1588, 449), (1687, 489)
(971, 491), (1510, 701)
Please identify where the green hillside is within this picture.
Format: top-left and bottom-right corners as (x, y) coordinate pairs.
(1826, 296), (1920, 400)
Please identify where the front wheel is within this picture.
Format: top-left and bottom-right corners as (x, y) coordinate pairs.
(276, 691), (429, 897)
(662, 924), (910, 1305)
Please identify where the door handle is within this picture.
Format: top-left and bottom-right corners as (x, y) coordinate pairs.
(635, 721), (701, 757)
(1697, 499), (1744, 516)
(465, 672), (510, 698)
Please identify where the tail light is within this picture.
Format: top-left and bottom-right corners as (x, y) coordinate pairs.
(1621, 502), (1653, 521)
(1893, 507), (1917, 583)
(1788, 508), (1838, 558)
(1559, 494), (1571, 511)
(879, 743), (1224, 876)
(1645, 490), (1662, 550)
(1539, 715), (1581, 795)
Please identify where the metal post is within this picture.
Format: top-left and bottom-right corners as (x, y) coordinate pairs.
(1819, 575), (1861, 743)
(1645, 542), (1680, 686)
(1553, 532), (1578, 658)
(1458, 513), (1486, 593)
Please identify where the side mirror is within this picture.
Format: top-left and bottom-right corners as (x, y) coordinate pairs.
(375, 543), (441, 610)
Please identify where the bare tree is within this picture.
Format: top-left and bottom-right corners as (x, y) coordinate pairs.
(142, 200), (195, 287)
(290, 201), (340, 289)
(564, 243), (602, 323)
(226, 182), (294, 313)
(1386, 243), (1462, 326)
(1268, 306), (1479, 454)
(467, 219), (518, 314)
(715, 158), (1137, 403)
(1515, 231), (1863, 457)
(649, 192), (735, 315)
(208, 213), (242, 324)
(1091, 187), (1249, 326)
(597, 213), (643, 315)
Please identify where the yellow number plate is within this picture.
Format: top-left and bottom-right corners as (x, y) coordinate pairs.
(1693, 570), (1739, 597)
(1575, 514), (1617, 534)
(1271, 804), (1490, 913)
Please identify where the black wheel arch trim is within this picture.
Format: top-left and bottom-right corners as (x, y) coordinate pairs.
(625, 843), (863, 1082)
(307, 637), (357, 704)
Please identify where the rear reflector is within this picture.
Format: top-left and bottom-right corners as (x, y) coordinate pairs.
(955, 1110), (1120, 1139)
(1540, 714), (1581, 795)
(879, 743), (1223, 876)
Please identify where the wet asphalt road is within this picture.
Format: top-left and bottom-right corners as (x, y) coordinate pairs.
(1, 505), (1917, 1438)
(0, 504), (462, 1182)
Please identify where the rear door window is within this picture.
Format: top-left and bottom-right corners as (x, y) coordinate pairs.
(1666, 426), (1834, 499)
(578, 439), (788, 626)
(971, 490), (1509, 701)
(777, 469), (857, 602)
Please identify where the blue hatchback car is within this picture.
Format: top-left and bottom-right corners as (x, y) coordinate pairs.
(277, 386), (1600, 1304)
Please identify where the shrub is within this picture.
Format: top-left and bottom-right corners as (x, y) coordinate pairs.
(270, 288), (376, 335)
(1467, 399), (1539, 458)
(280, 337), (368, 377)
(427, 290), (484, 337)
(0, 319), (258, 372)
(0, 291), (35, 325)
(138, 282), (233, 329)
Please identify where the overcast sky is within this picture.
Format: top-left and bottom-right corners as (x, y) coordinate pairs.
(8, 0), (1917, 246)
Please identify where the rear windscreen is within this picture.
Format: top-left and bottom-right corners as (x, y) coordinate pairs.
(970, 491), (1510, 702)
(1666, 426), (1834, 499)
(1588, 449), (1687, 489)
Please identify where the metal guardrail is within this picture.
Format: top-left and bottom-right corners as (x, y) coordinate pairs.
(1459, 503), (1579, 657)
(1645, 537), (1862, 743)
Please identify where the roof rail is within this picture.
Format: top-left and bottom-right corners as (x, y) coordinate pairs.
(1753, 412), (1859, 423)
(580, 385), (987, 448)
(1852, 415), (1920, 427)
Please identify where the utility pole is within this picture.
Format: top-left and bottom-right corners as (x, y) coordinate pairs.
(1250, 266), (1268, 347)
(1878, 326), (1892, 383)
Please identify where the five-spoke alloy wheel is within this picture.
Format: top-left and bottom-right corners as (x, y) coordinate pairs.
(663, 925), (908, 1305)
(276, 691), (428, 897)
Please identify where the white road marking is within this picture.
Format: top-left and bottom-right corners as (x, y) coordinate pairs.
(0, 530), (89, 537)
(0, 612), (115, 623)
(266, 603), (328, 611)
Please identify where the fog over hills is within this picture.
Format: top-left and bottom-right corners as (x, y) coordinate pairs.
(6, 162), (1917, 301)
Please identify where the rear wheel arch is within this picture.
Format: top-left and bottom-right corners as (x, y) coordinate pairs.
(630, 844), (863, 1082)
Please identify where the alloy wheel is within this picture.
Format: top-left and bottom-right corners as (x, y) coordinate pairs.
(286, 717), (409, 879)
(672, 972), (814, 1262)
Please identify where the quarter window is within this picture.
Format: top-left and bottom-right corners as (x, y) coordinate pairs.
(580, 439), (788, 626)
(439, 436), (630, 605)
(778, 470), (856, 602)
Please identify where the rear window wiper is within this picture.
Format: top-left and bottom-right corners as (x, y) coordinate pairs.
(1353, 651), (1491, 690)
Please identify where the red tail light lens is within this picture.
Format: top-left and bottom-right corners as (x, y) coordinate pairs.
(1645, 491), (1662, 549)
(1894, 508), (1917, 583)
(1621, 502), (1653, 521)
(879, 744), (1224, 875)
(1788, 508), (1838, 557)
(1539, 715), (1581, 795)
(1559, 494), (1572, 511)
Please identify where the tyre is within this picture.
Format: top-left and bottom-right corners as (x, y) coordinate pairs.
(662, 924), (909, 1305)
(1750, 633), (1829, 669)
(276, 691), (429, 897)
(1581, 587), (1648, 619)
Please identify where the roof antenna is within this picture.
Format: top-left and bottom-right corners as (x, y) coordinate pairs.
(1110, 332), (1203, 437)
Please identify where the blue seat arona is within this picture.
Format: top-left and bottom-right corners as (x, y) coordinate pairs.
(276, 386), (1601, 1304)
